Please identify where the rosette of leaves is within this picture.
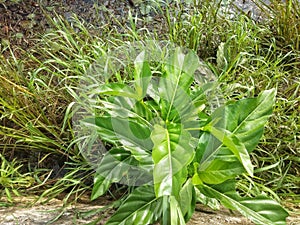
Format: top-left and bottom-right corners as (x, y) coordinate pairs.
(83, 48), (288, 225)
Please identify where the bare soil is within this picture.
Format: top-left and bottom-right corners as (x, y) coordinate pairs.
(0, 196), (299, 225)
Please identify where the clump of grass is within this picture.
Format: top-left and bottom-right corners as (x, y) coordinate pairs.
(254, 62), (300, 202)
(256, 0), (300, 51)
(0, 153), (35, 203)
(0, 47), (70, 202)
(0, 15), (106, 201)
(0, 8), (150, 202)
(163, 0), (226, 57)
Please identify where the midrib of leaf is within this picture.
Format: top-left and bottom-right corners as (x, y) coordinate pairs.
(119, 196), (159, 224)
(88, 117), (151, 152)
(199, 134), (222, 170)
(166, 71), (182, 122)
(99, 99), (153, 128)
(152, 124), (194, 197)
(231, 91), (271, 136)
(166, 128), (173, 180)
(200, 91), (273, 169)
(200, 184), (274, 225)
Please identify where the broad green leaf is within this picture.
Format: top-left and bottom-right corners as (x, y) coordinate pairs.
(106, 185), (162, 225)
(164, 47), (200, 92)
(92, 83), (137, 99)
(158, 77), (199, 129)
(155, 48), (200, 127)
(170, 196), (186, 225)
(179, 179), (196, 222)
(145, 77), (161, 104)
(84, 116), (153, 162)
(132, 100), (156, 124)
(94, 148), (152, 190)
(197, 181), (289, 225)
(151, 124), (194, 197)
(215, 89), (276, 152)
(134, 51), (152, 100)
(205, 126), (253, 176)
(91, 175), (111, 200)
(197, 131), (221, 168)
(197, 158), (244, 184)
(199, 89), (276, 172)
(99, 96), (154, 129)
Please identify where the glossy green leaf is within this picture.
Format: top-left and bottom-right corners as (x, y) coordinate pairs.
(197, 158), (244, 184)
(106, 186), (162, 225)
(134, 52), (152, 100)
(214, 89), (276, 152)
(92, 83), (137, 99)
(179, 179), (196, 221)
(158, 77), (199, 130)
(197, 181), (289, 225)
(151, 124), (194, 197)
(94, 148), (152, 191)
(98, 96), (154, 130)
(199, 89), (276, 173)
(164, 47), (200, 92)
(170, 196), (186, 225)
(91, 174), (111, 200)
(84, 116), (153, 162)
(132, 100), (156, 124)
(205, 126), (253, 176)
(155, 48), (200, 127)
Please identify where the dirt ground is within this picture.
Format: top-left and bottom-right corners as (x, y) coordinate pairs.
(0, 196), (253, 225)
(0, 195), (299, 225)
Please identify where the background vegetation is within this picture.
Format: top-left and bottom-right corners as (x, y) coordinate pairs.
(0, 0), (299, 213)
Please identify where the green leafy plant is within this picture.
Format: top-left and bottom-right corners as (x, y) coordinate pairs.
(0, 154), (35, 202)
(82, 47), (288, 224)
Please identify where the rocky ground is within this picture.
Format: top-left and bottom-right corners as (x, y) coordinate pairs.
(0, 0), (270, 50)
